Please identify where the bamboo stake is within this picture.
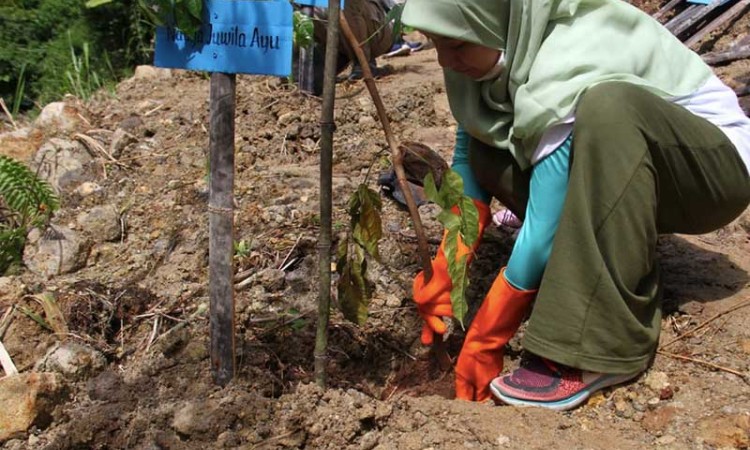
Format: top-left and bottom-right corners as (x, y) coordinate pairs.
(314, 0), (342, 389)
(338, 13), (451, 370)
(208, 72), (237, 387)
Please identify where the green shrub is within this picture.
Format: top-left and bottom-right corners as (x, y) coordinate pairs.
(0, 0), (153, 111)
(0, 155), (59, 274)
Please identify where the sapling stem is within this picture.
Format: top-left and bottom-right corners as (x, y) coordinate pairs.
(338, 14), (451, 370)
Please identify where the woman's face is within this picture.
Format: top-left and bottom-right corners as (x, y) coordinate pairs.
(428, 34), (501, 80)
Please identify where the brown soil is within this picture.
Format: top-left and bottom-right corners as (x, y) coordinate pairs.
(2, 6), (750, 450)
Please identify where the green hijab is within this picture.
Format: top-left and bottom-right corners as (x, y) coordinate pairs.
(402, 0), (712, 168)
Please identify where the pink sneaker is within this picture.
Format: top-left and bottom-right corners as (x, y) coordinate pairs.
(490, 356), (640, 411)
(492, 208), (523, 229)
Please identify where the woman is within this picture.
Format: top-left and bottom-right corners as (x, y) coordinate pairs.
(405, 0), (750, 410)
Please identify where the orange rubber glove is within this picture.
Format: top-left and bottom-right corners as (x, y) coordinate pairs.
(412, 200), (491, 345)
(455, 267), (536, 402)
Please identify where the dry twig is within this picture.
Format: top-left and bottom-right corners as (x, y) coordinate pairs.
(660, 298), (750, 349)
(0, 306), (15, 341)
(0, 340), (18, 376)
(0, 98), (17, 130)
(657, 350), (748, 382)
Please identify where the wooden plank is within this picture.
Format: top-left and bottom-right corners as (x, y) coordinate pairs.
(686, 0), (750, 47)
(208, 72), (237, 387)
(702, 43), (750, 64)
(654, 0), (686, 20)
(665, 4), (702, 32)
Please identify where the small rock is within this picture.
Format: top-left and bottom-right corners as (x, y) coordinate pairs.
(644, 371), (670, 392)
(34, 102), (82, 132)
(257, 268), (285, 292)
(34, 342), (107, 380)
(76, 205), (122, 242)
(171, 402), (198, 436)
(641, 406), (678, 434)
(132, 65), (172, 80)
(277, 112), (300, 126)
(496, 435), (511, 447)
(171, 399), (227, 440)
(358, 115), (376, 126)
(359, 431), (379, 450)
(109, 128), (137, 158)
(118, 115), (144, 133)
(614, 399), (634, 419)
(740, 339), (750, 355)
(0, 373), (68, 441)
(33, 138), (94, 192)
(73, 182), (102, 197)
(678, 301), (704, 315)
(659, 386), (674, 401)
(384, 294), (402, 308)
(0, 126), (43, 161)
(655, 435), (676, 446)
(23, 226), (90, 277)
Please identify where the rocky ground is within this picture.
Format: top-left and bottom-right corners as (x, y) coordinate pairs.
(1, 5), (750, 450)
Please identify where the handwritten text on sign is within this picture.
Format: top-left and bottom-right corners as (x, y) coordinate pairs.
(154, 0), (293, 76)
(292, 0), (345, 9)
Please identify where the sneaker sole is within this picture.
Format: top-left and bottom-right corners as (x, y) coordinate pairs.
(489, 372), (639, 412)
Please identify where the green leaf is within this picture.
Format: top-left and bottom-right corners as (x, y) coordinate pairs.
(293, 11), (314, 49)
(448, 254), (470, 326)
(184, 0), (202, 20)
(423, 172), (444, 208)
(85, 0), (115, 8)
(458, 196), (479, 248)
(438, 169), (465, 207)
(436, 209), (461, 233)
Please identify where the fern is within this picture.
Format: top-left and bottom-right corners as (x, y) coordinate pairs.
(0, 155), (59, 274)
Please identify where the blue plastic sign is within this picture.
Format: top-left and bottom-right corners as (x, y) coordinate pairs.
(154, 0), (293, 76)
(292, 0), (345, 9)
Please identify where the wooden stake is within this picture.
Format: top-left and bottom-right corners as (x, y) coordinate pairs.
(208, 72), (237, 387)
(338, 13), (452, 370)
(314, 0), (342, 389)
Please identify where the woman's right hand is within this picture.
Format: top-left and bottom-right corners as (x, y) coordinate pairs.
(413, 252), (454, 345)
